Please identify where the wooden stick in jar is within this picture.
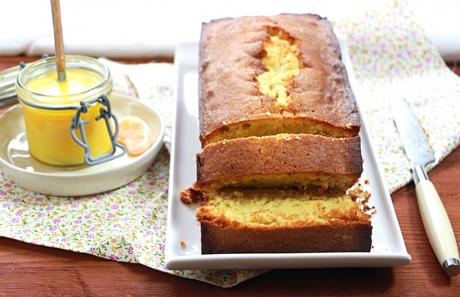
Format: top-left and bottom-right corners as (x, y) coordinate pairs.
(50, 0), (66, 81)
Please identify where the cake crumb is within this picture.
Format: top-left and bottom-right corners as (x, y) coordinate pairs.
(179, 240), (187, 248)
(364, 179), (370, 185)
(180, 188), (203, 205)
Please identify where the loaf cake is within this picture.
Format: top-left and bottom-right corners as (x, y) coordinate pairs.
(199, 14), (359, 146)
(197, 189), (372, 254)
(195, 134), (363, 193)
(188, 14), (372, 255)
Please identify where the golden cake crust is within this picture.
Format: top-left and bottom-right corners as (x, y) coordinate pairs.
(199, 14), (359, 146)
(195, 134), (363, 192)
(200, 221), (372, 254)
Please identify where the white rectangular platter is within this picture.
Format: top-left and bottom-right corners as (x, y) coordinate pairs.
(165, 41), (411, 270)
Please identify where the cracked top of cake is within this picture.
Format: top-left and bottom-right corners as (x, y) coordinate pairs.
(199, 14), (360, 146)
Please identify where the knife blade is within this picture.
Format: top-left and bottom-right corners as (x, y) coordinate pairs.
(391, 98), (435, 168)
(390, 99), (460, 276)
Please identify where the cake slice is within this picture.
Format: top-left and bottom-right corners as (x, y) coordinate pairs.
(199, 14), (359, 146)
(197, 189), (372, 254)
(195, 134), (363, 193)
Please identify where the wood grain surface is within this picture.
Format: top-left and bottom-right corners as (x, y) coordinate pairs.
(0, 57), (459, 297)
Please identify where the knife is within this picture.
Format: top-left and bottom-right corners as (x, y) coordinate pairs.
(391, 98), (460, 276)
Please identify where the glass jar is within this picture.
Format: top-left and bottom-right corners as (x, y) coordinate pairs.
(16, 55), (125, 166)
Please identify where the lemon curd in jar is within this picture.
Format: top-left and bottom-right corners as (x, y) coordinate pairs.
(16, 56), (113, 166)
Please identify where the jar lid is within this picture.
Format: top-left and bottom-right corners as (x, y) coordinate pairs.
(16, 55), (112, 109)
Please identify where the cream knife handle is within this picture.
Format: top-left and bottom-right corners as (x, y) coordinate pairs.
(415, 178), (460, 276)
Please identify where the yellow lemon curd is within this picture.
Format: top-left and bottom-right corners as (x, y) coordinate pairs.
(256, 33), (302, 106)
(20, 68), (112, 166)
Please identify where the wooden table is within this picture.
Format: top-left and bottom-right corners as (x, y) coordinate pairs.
(0, 57), (459, 297)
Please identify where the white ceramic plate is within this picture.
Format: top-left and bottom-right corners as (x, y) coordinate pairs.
(165, 41), (411, 270)
(0, 93), (164, 196)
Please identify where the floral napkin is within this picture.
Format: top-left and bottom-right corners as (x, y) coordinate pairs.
(1, 0), (460, 288)
(333, 1), (460, 192)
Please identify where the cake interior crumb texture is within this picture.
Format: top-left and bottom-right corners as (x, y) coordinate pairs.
(198, 190), (369, 228)
(197, 189), (372, 254)
(257, 27), (302, 106)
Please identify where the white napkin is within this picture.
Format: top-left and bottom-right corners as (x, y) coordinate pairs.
(1, 0), (459, 60)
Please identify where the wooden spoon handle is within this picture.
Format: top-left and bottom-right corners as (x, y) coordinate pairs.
(50, 0), (66, 80)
